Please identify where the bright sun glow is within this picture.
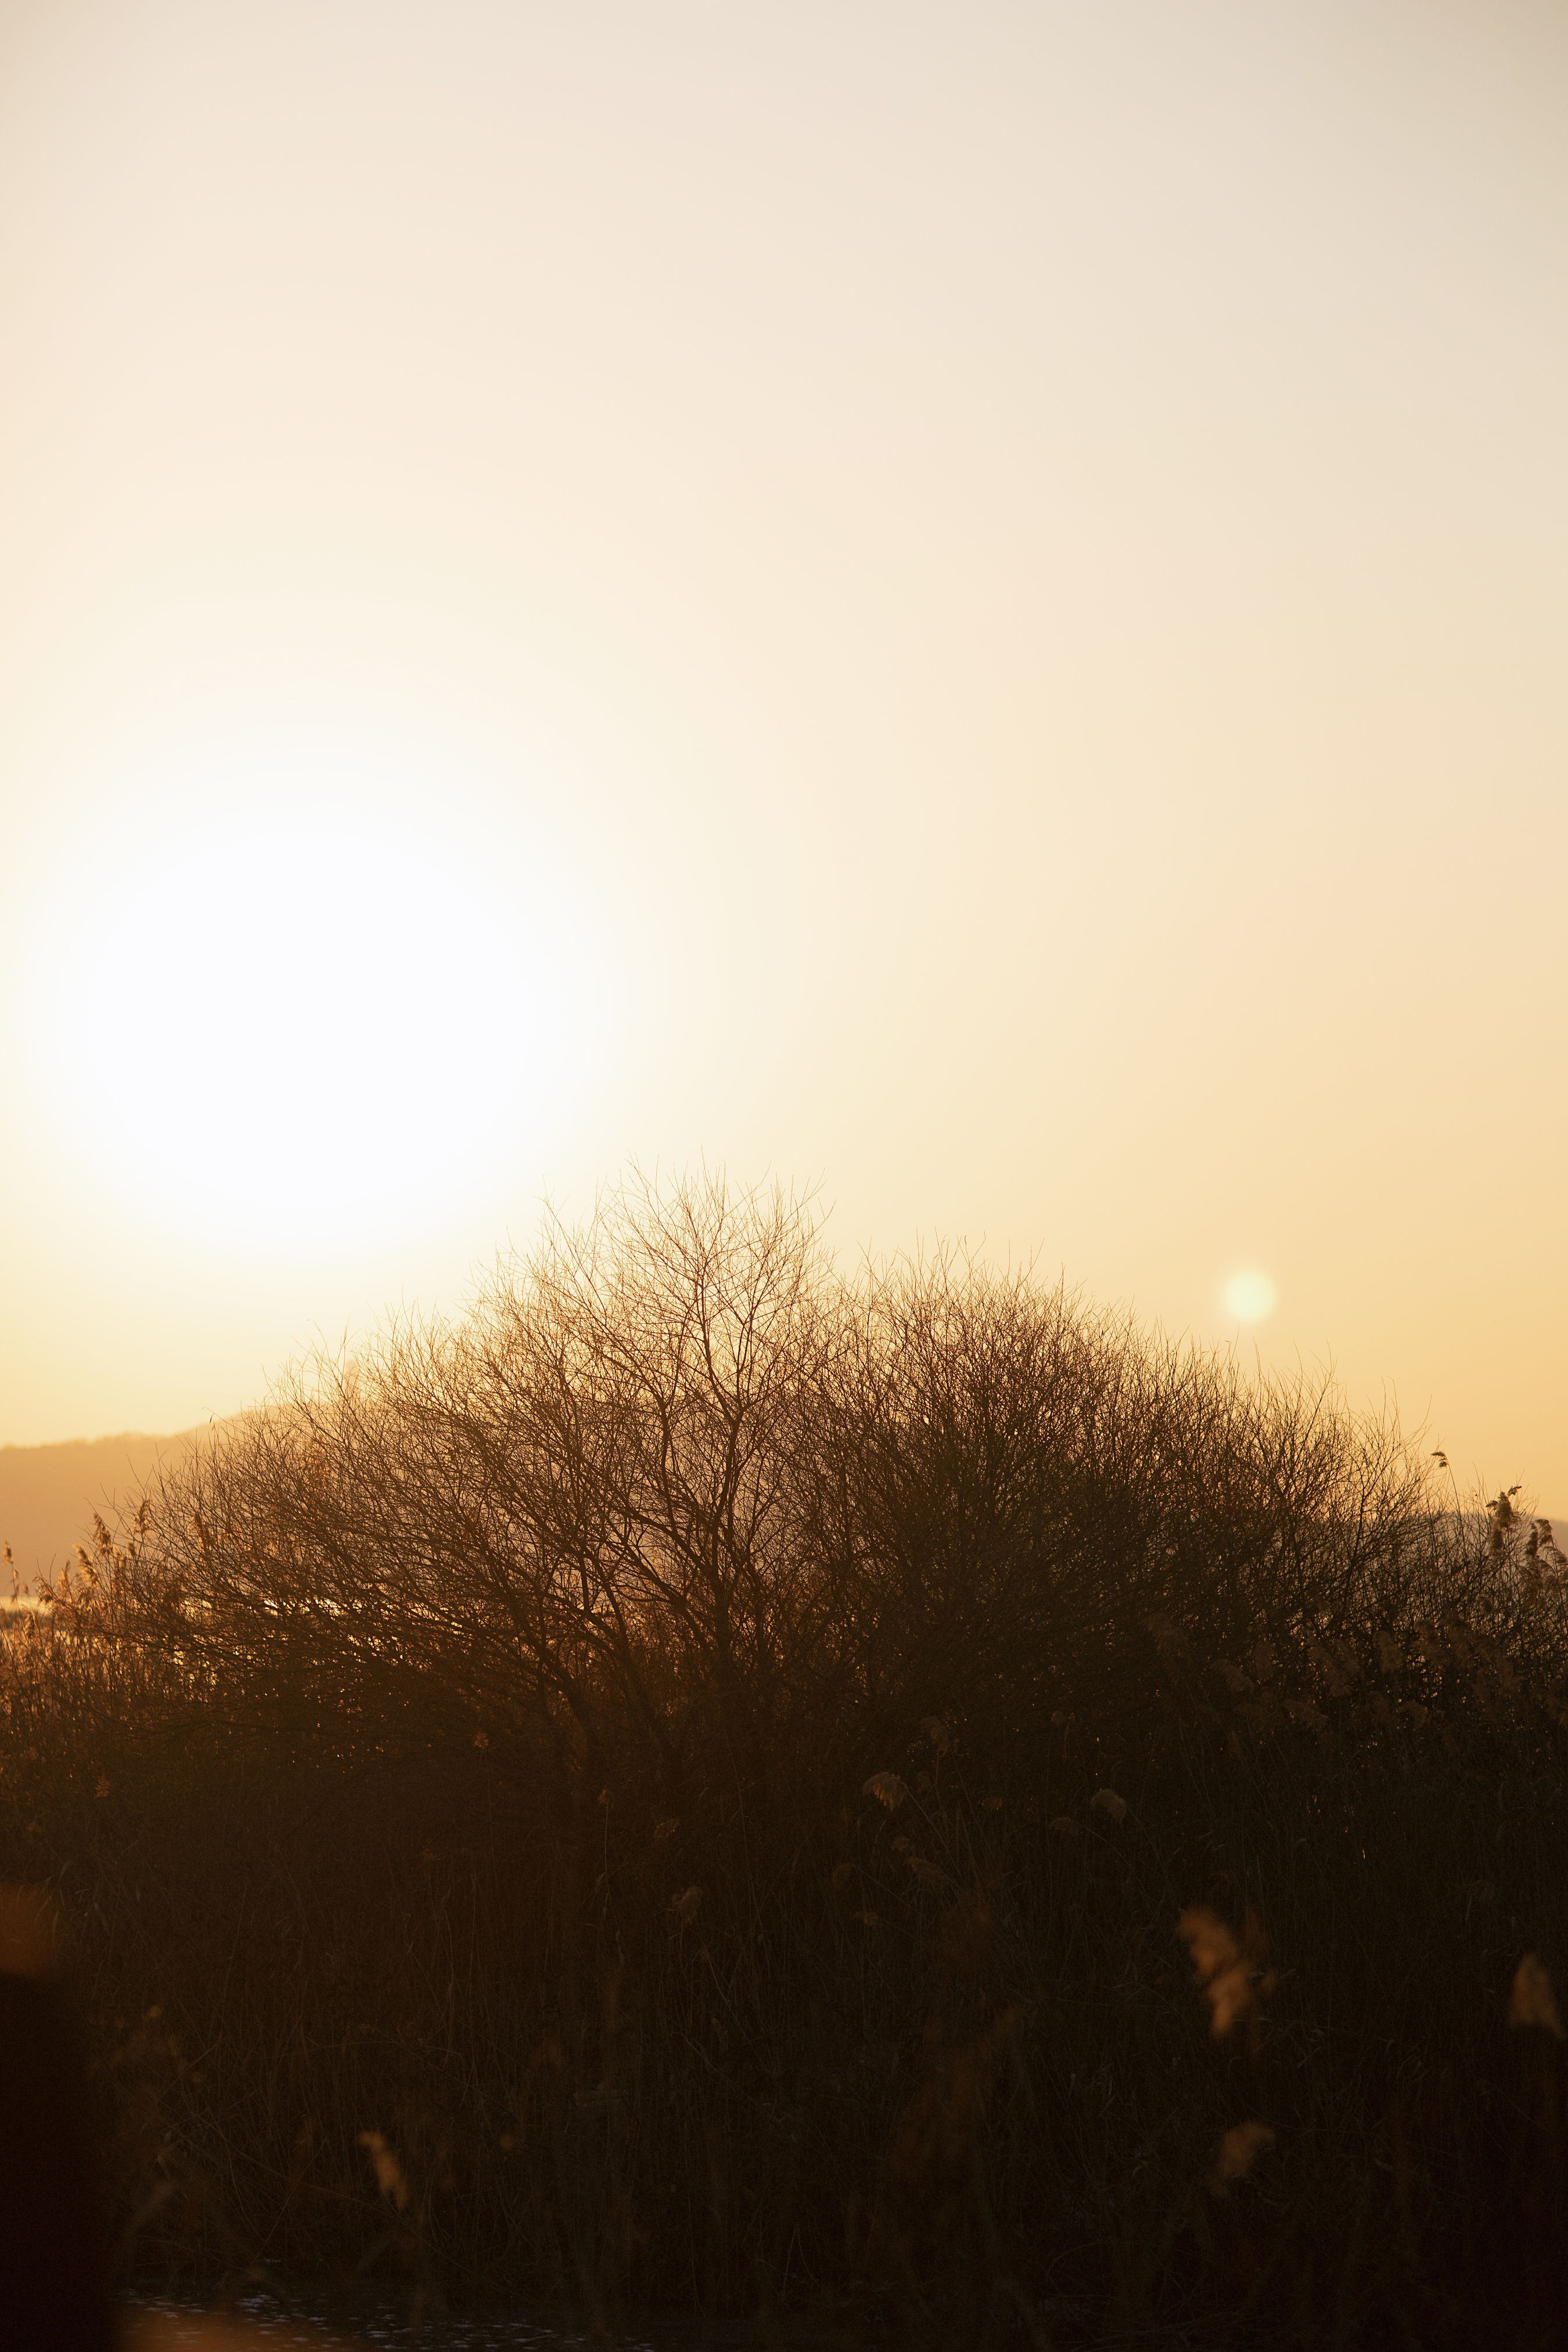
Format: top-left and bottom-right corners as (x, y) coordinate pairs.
(19, 763), (605, 1258)
(1223, 1269), (1278, 1324)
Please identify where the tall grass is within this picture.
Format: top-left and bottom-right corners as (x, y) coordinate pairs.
(5, 1172), (1568, 2346)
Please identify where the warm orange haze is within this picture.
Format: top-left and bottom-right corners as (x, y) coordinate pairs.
(8, 15), (1568, 2339)
(1, 13), (1565, 1498)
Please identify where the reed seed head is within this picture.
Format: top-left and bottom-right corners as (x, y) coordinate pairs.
(1509, 1952), (1564, 2039)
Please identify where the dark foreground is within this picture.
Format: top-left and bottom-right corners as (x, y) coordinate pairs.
(7, 1183), (1568, 2349)
(124, 2285), (1206, 2350)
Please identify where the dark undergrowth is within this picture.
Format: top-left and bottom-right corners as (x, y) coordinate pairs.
(5, 1173), (1568, 2347)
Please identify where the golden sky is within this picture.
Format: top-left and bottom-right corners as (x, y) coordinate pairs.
(2, 1), (1565, 1508)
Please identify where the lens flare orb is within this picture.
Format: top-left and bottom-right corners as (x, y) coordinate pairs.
(1223, 1269), (1277, 1324)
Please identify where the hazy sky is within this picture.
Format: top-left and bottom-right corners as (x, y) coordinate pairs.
(2, 1), (1565, 1508)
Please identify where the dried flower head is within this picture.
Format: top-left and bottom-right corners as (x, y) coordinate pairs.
(357, 2130), (409, 2211)
(1179, 1905), (1277, 2042)
(1283, 1698), (1328, 1732)
(1209, 2120), (1275, 2195)
(1509, 1952), (1565, 2040)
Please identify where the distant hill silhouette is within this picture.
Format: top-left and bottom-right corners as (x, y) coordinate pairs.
(0, 1430), (213, 1596)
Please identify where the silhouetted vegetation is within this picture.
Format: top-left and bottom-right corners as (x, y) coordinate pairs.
(6, 1174), (1568, 2346)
